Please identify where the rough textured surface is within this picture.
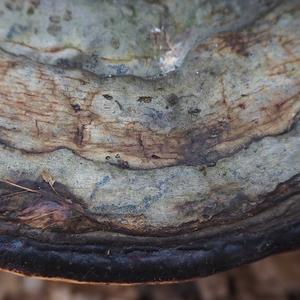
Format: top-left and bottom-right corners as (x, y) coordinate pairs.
(0, 0), (299, 283)
(1, 251), (300, 300)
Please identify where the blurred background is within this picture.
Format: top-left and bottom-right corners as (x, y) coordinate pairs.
(0, 251), (299, 300)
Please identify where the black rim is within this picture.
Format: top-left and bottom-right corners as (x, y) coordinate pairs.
(0, 220), (299, 283)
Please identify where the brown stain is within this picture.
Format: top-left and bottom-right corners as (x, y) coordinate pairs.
(0, 180), (100, 234)
(0, 12), (299, 169)
(196, 28), (273, 58)
(0, 53), (299, 169)
(221, 32), (250, 57)
(0, 179), (154, 236)
(238, 103), (246, 110)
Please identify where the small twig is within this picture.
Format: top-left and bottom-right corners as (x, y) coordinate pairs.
(41, 170), (64, 199)
(0, 179), (40, 193)
(41, 170), (73, 203)
(0, 191), (28, 198)
(48, 183), (63, 199)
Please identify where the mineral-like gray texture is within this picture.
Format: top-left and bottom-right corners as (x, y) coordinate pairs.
(0, 0), (282, 77)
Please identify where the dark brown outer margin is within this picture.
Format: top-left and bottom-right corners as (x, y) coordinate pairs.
(0, 175), (299, 283)
(0, 218), (299, 283)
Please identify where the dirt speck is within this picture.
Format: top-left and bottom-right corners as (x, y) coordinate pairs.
(137, 96), (153, 103)
(71, 104), (81, 112)
(188, 108), (201, 116)
(49, 15), (61, 23)
(64, 9), (72, 21)
(103, 94), (113, 100)
(166, 94), (179, 107)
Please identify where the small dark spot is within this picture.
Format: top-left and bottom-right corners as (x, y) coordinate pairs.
(105, 156), (110, 160)
(238, 103), (246, 110)
(199, 166), (207, 176)
(5, 2), (13, 10)
(188, 108), (201, 116)
(49, 15), (61, 23)
(137, 96), (153, 103)
(241, 94), (247, 97)
(63, 9), (72, 21)
(115, 153), (120, 159)
(80, 80), (87, 85)
(151, 154), (160, 159)
(103, 94), (113, 100)
(207, 161), (216, 167)
(47, 24), (62, 36)
(27, 7), (34, 15)
(74, 126), (84, 146)
(166, 94), (179, 106)
(117, 160), (129, 169)
(6, 61), (17, 68)
(111, 37), (120, 49)
(71, 104), (81, 112)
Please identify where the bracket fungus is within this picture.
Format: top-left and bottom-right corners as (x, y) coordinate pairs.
(0, 0), (299, 283)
